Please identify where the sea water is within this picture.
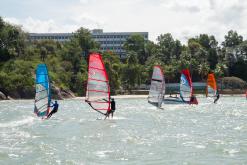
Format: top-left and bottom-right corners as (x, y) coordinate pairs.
(0, 97), (247, 165)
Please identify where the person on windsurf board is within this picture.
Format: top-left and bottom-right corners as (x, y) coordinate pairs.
(105, 98), (116, 119)
(47, 100), (59, 119)
(189, 95), (198, 105)
(214, 92), (220, 103)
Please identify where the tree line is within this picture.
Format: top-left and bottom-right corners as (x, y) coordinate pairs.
(0, 16), (246, 98)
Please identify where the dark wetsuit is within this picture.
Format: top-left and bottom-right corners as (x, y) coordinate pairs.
(214, 94), (220, 103)
(111, 100), (115, 111)
(105, 100), (115, 119)
(47, 102), (59, 118)
(189, 96), (198, 104)
(109, 100), (115, 117)
(190, 96), (195, 103)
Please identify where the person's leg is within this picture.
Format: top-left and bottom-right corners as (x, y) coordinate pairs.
(47, 111), (54, 118)
(104, 111), (109, 120)
(47, 113), (51, 118)
(53, 110), (57, 114)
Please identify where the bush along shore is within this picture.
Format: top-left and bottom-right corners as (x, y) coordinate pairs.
(0, 16), (247, 100)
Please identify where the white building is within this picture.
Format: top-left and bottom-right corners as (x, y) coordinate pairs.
(29, 29), (148, 59)
(29, 33), (72, 42)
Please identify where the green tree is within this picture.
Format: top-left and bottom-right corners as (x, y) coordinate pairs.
(214, 63), (228, 78)
(197, 34), (218, 69)
(102, 51), (121, 94)
(121, 51), (143, 91)
(0, 17), (26, 61)
(222, 30), (243, 47)
(124, 34), (147, 64)
(0, 60), (34, 98)
(156, 33), (182, 63)
(73, 27), (99, 58)
(198, 62), (210, 80)
(40, 47), (47, 61)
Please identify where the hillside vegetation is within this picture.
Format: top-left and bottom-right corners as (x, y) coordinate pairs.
(0, 17), (246, 99)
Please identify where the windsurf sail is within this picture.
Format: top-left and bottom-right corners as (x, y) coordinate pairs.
(148, 65), (165, 108)
(206, 73), (217, 98)
(180, 69), (193, 102)
(34, 64), (51, 117)
(85, 53), (110, 115)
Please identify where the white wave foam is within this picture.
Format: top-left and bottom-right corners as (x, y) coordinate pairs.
(109, 116), (126, 120)
(0, 116), (35, 128)
(8, 153), (19, 158)
(195, 145), (206, 149)
(234, 126), (243, 130)
(95, 116), (126, 120)
(223, 149), (239, 155)
(95, 150), (113, 158)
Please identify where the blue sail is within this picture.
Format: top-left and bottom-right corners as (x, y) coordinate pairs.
(34, 64), (51, 117)
(180, 69), (193, 102)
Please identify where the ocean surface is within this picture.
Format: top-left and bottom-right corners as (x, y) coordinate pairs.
(0, 96), (247, 165)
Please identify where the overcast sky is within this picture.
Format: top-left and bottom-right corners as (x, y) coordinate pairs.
(1, 0), (246, 43)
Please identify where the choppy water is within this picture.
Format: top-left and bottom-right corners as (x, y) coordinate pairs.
(0, 96), (247, 165)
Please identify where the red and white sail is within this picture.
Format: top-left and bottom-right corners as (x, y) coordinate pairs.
(85, 53), (110, 115)
(148, 65), (165, 108)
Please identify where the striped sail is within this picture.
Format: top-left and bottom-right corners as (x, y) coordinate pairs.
(85, 53), (110, 115)
(34, 64), (51, 117)
(148, 65), (165, 108)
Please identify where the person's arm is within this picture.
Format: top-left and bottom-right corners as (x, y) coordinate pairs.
(49, 102), (54, 107)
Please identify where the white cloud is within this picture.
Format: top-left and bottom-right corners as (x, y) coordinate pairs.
(4, 17), (77, 33)
(79, 0), (89, 4)
(2, 0), (247, 44)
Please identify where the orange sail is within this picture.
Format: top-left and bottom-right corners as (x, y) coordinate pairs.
(206, 73), (217, 97)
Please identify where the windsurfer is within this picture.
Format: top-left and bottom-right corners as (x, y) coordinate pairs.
(214, 92), (220, 103)
(105, 98), (116, 119)
(189, 95), (198, 105)
(47, 100), (59, 118)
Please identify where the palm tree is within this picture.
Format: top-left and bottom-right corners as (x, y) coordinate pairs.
(214, 63), (228, 91)
(198, 62), (210, 80)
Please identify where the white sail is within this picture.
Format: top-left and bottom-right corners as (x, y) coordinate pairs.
(148, 66), (165, 108)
